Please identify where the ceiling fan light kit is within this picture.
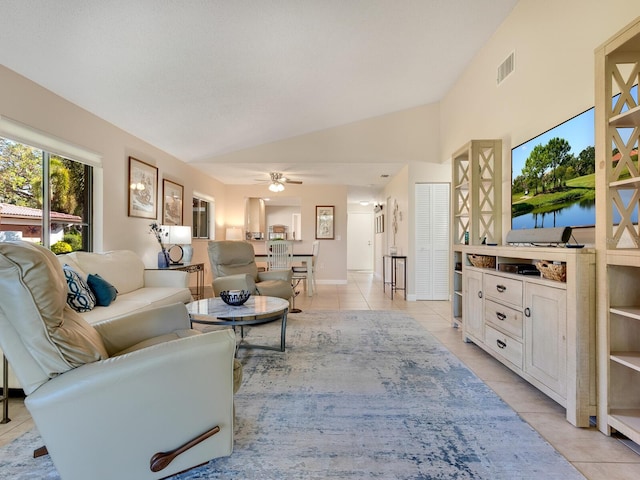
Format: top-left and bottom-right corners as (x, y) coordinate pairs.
(269, 181), (285, 192)
(263, 172), (302, 192)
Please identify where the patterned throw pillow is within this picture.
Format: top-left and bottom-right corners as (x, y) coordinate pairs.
(63, 264), (96, 312)
(87, 273), (118, 307)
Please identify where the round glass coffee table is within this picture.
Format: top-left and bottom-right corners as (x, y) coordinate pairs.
(187, 296), (289, 352)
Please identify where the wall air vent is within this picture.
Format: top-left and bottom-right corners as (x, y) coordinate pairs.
(497, 51), (515, 85)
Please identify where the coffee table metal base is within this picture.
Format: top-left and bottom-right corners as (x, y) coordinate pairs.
(187, 296), (289, 352)
(192, 311), (287, 352)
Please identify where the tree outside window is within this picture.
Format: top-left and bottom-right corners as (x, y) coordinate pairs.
(0, 137), (92, 252)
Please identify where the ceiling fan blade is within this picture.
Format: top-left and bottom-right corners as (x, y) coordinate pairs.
(284, 179), (302, 184)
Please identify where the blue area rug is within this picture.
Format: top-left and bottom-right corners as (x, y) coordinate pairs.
(0, 310), (584, 479)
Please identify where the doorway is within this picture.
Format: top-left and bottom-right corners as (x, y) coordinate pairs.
(347, 212), (374, 270)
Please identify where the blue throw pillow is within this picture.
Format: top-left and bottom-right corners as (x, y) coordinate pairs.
(63, 264), (96, 312)
(87, 273), (118, 307)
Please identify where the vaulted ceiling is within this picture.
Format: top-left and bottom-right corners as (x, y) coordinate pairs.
(0, 0), (518, 201)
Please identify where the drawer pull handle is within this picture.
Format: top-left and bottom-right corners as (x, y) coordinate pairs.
(478, 291), (483, 298)
(524, 307), (531, 317)
(497, 339), (507, 349)
(496, 285), (506, 293)
(496, 312), (506, 321)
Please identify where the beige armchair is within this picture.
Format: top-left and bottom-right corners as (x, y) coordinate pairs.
(207, 240), (294, 300)
(0, 241), (238, 480)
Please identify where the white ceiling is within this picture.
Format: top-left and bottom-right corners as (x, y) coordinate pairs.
(0, 0), (518, 202)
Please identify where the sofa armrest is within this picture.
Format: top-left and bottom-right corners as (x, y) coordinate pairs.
(25, 330), (236, 480)
(258, 268), (293, 283)
(212, 273), (256, 296)
(93, 303), (191, 355)
(144, 269), (189, 288)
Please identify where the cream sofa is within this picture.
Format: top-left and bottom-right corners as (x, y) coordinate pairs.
(2, 249), (193, 388)
(57, 250), (193, 324)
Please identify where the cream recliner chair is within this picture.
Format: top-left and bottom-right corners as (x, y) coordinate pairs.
(0, 241), (237, 480)
(207, 240), (294, 300)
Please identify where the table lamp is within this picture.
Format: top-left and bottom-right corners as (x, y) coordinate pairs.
(165, 225), (193, 265)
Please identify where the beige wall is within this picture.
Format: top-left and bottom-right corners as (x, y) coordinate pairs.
(201, 100), (443, 286)
(0, 65), (225, 279)
(224, 183), (348, 283)
(378, 162), (450, 294)
(440, 0), (640, 243)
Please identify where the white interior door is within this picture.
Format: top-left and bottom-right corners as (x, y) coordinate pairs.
(415, 183), (450, 300)
(347, 212), (374, 270)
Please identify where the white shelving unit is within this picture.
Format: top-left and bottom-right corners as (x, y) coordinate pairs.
(452, 248), (463, 327)
(595, 16), (640, 444)
(450, 140), (501, 327)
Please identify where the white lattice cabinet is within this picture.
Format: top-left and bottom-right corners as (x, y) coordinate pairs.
(452, 139), (502, 246)
(595, 16), (640, 444)
(451, 140), (501, 327)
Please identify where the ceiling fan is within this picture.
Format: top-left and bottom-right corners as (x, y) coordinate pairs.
(258, 172), (303, 192)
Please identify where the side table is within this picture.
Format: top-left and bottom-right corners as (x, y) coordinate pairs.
(148, 262), (205, 300)
(383, 255), (407, 300)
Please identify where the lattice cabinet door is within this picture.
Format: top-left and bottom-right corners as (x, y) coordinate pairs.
(452, 140), (502, 245)
(453, 144), (471, 245)
(597, 34), (640, 249)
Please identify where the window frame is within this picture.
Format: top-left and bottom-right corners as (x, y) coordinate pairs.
(0, 117), (100, 251)
(192, 195), (212, 239)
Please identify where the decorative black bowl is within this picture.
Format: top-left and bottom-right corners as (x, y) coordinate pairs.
(219, 290), (251, 306)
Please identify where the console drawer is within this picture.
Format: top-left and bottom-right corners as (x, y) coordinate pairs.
(484, 299), (523, 339)
(485, 325), (523, 369)
(484, 273), (523, 307)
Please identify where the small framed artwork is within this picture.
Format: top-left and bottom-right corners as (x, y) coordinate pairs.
(162, 179), (184, 226)
(128, 157), (158, 219)
(316, 205), (335, 240)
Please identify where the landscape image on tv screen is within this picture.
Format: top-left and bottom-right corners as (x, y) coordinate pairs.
(511, 107), (597, 230)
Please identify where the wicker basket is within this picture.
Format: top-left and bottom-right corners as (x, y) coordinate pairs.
(535, 260), (566, 282)
(468, 254), (496, 269)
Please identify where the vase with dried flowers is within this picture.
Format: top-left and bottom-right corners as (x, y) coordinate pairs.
(150, 222), (170, 268)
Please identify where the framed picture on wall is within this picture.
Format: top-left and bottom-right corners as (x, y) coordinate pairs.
(128, 156), (158, 219)
(162, 179), (183, 225)
(316, 205), (334, 239)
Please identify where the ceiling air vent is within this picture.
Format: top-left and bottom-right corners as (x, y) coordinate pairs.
(497, 51), (515, 85)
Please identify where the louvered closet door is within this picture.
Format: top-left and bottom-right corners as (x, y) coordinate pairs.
(415, 183), (450, 300)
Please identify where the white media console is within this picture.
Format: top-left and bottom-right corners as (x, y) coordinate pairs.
(452, 244), (596, 427)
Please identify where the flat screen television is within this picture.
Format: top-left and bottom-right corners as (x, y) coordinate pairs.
(512, 86), (640, 232)
(511, 108), (596, 230)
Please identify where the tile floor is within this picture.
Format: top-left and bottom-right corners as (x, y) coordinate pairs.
(2, 271), (640, 479)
